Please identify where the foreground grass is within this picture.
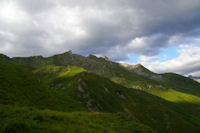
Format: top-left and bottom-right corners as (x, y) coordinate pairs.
(0, 104), (155, 133)
(0, 59), (86, 112)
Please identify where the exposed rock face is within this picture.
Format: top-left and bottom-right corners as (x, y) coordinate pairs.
(103, 56), (110, 61)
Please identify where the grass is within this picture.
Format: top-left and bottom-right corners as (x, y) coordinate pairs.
(0, 59), (86, 112)
(35, 69), (200, 133)
(34, 65), (86, 85)
(146, 88), (200, 104)
(0, 104), (155, 133)
(2, 52), (200, 133)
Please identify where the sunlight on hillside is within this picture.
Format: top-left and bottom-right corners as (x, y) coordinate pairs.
(147, 89), (200, 104)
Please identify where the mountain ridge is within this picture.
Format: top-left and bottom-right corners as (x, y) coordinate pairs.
(1, 51), (200, 132)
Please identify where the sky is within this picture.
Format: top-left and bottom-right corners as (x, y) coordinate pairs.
(0, 0), (200, 76)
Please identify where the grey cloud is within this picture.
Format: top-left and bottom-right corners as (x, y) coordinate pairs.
(124, 34), (170, 56)
(0, 0), (200, 61)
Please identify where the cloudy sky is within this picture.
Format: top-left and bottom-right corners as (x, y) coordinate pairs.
(0, 0), (200, 76)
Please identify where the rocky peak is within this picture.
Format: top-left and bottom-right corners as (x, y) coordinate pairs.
(103, 56), (110, 61)
(87, 54), (98, 59)
(64, 50), (72, 55)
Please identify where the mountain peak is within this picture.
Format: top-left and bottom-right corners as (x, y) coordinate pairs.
(63, 50), (72, 55)
(53, 50), (73, 57)
(120, 63), (145, 69)
(133, 64), (144, 68)
(103, 56), (110, 61)
(87, 54), (98, 59)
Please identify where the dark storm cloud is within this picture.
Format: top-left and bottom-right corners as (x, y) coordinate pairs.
(0, 0), (200, 62)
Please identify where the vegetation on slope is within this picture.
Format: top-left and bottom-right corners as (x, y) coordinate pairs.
(2, 52), (200, 133)
(34, 66), (200, 133)
(0, 104), (155, 133)
(12, 52), (160, 90)
(34, 65), (86, 85)
(0, 59), (85, 112)
(161, 73), (200, 97)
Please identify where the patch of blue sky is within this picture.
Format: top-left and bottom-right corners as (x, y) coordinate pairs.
(125, 53), (139, 64)
(125, 44), (194, 64)
(158, 45), (179, 62)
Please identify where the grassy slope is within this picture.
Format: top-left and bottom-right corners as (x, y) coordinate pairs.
(160, 73), (200, 97)
(34, 66), (200, 133)
(0, 104), (155, 133)
(6, 52), (200, 132)
(12, 52), (200, 103)
(34, 65), (86, 85)
(0, 58), (156, 133)
(12, 52), (200, 91)
(0, 59), (85, 112)
(12, 53), (166, 92)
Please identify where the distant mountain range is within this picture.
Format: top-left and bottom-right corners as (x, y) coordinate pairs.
(0, 51), (200, 133)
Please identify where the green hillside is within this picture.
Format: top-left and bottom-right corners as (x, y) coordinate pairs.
(0, 59), (85, 112)
(34, 66), (200, 133)
(1, 52), (200, 132)
(0, 104), (155, 133)
(12, 52), (166, 90)
(34, 65), (86, 85)
(0, 56), (156, 133)
(12, 51), (200, 102)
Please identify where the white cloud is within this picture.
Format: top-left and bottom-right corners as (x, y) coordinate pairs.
(0, 0), (29, 25)
(141, 44), (200, 76)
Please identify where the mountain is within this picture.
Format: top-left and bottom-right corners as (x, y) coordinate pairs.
(0, 56), (155, 133)
(0, 58), (85, 112)
(12, 51), (200, 101)
(34, 66), (200, 132)
(1, 51), (200, 133)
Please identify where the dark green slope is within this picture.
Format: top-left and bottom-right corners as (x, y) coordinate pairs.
(161, 73), (200, 97)
(0, 104), (155, 133)
(0, 54), (10, 61)
(0, 59), (85, 112)
(2, 52), (200, 132)
(0, 59), (155, 133)
(34, 65), (200, 133)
